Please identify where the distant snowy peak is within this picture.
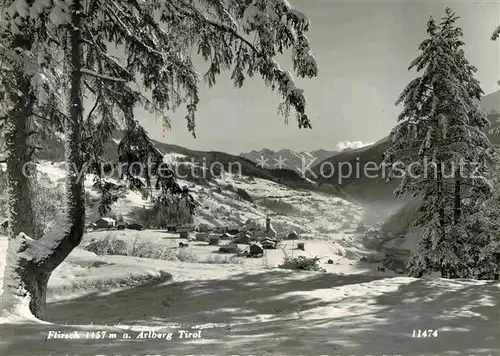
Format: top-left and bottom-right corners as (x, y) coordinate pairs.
(240, 148), (340, 173)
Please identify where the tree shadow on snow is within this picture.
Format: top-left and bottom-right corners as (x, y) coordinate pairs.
(44, 271), (385, 326)
(4, 272), (499, 355)
(369, 278), (500, 355)
(4, 271), (389, 355)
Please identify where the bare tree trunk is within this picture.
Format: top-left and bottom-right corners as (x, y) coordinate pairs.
(16, 258), (51, 319)
(6, 83), (37, 239)
(27, 0), (86, 318)
(6, 32), (38, 237)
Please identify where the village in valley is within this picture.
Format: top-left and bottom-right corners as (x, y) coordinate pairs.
(90, 214), (300, 259)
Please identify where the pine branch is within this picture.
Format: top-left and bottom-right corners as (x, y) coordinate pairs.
(168, 0), (259, 54)
(101, 5), (161, 57)
(86, 94), (100, 122)
(492, 26), (500, 41)
(31, 112), (51, 122)
(82, 26), (134, 79)
(81, 68), (128, 82)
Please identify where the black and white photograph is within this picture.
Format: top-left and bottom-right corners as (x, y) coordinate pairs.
(0, 0), (499, 355)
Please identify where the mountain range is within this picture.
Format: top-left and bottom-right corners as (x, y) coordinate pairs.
(239, 149), (341, 174)
(30, 130), (317, 192)
(239, 89), (498, 190)
(2, 90), (497, 207)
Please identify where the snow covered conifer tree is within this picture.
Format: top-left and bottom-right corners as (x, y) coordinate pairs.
(383, 8), (494, 278)
(438, 11), (497, 279)
(0, 0), (318, 319)
(461, 168), (500, 280)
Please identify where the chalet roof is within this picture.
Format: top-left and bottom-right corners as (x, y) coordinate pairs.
(97, 217), (115, 223)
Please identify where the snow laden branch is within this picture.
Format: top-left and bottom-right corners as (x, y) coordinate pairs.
(80, 68), (129, 83)
(184, 0), (318, 127)
(122, 0), (318, 130)
(3, 0), (319, 132)
(492, 25), (500, 41)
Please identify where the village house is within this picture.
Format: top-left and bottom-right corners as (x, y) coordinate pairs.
(197, 223), (209, 232)
(86, 222), (97, 231)
(227, 224), (240, 235)
(121, 218), (143, 231)
(94, 217), (116, 229)
(127, 222), (144, 231)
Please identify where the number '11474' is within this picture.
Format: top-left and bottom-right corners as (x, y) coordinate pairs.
(412, 329), (438, 338)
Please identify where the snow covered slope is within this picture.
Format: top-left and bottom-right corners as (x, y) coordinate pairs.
(481, 89), (500, 114)
(35, 159), (364, 235)
(35, 131), (316, 192)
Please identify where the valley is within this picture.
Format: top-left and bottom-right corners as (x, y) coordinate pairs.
(1, 155), (499, 355)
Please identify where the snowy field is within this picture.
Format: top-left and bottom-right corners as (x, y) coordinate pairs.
(1, 160), (499, 355)
(2, 249), (499, 355)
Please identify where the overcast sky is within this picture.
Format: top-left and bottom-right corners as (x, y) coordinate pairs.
(119, 0), (500, 155)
